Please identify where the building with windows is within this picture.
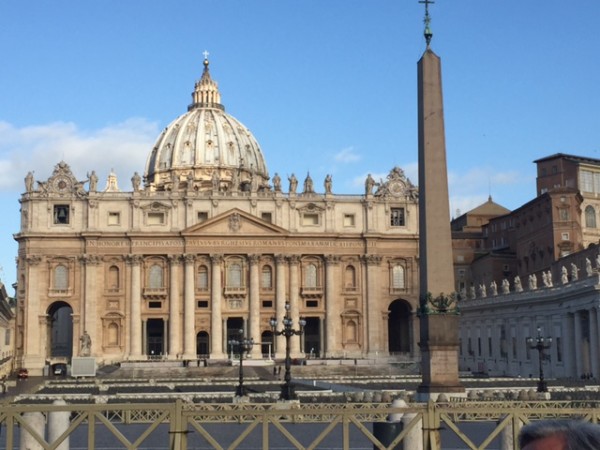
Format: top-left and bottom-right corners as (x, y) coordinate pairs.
(0, 281), (15, 378)
(457, 153), (600, 378)
(14, 58), (421, 374)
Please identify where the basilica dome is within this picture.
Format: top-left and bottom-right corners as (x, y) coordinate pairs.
(144, 57), (269, 192)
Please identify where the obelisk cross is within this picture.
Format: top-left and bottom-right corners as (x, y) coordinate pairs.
(418, 0), (434, 46)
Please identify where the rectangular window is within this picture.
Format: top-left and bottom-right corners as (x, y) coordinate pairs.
(306, 300), (319, 308)
(302, 213), (319, 226)
(53, 205), (70, 224)
(261, 212), (272, 223)
(343, 214), (355, 227)
(147, 212), (165, 225)
(390, 208), (405, 227)
(580, 170), (594, 193)
(262, 300), (273, 308)
(197, 211), (209, 222)
(561, 232), (570, 241)
(197, 300), (209, 308)
(148, 301), (162, 309)
(559, 209), (570, 221)
(108, 212), (120, 225)
(5, 329), (10, 346)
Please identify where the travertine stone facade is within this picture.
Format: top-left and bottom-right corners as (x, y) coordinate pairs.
(15, 59), (421, 374)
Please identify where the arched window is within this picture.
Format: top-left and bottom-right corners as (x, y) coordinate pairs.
(346, 320), (357, 343)
(197, 265), (209, 290)
(344, 265), (356, 288)
(54, 265), (68, 291)
(392, 265), (405, 289)
(305, 264), (317, 288)
(227, 263), (242, 288)
(261, 266), (273, 289)
(149, 264), (164, 289)
(586, 205), (597, 228)
(108, 266), (120, 290)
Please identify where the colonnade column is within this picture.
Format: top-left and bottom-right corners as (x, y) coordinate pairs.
(168, 255), (182, 358)
(248, 254), (261, 358)
(288, 255), (302, 357)
(325, 255), (340, 357)
(574, 311), (583, 378)
(82, 255), (100, 357)
(562, 314), (574, 378)
(590, 308), (599, 378)
(210, 254), (225, 359)
(128, 255), (143, 358)
(183, 254), (196, 359)
(274, 255), (287, 359)
(364, 254), (383, 356)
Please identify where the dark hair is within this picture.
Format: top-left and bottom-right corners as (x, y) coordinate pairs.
(519, 420), (600, 450)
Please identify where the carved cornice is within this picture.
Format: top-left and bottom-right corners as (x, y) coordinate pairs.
(80, 254), (101, 265)
(211, 254), (224, 265)
(325, 255), (341, 265)
(288, 255), (301, 265)
(362, 254), (383, 266)
(26, 255), (42, 266)
(126, 254), (144, 266)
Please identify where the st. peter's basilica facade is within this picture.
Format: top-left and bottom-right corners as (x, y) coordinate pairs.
(15, 57), (420, 374)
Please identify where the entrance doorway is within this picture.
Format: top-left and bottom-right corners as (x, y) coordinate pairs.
(146, 318), (165, 357)
(196, 331), (210, 357)
(261, 330), (274, 357)
(226, 317), (244, 357)
(388, 299), (412, 353)
(303, 317), (320, 357)
(48, 302), (73, 358)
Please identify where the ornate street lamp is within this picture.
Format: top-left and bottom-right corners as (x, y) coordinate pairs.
(526, 326), (552, 393)
(228, 328), (254, 397)
(270, 302), (306, 400)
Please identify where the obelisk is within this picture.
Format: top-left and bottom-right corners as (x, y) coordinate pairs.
(416, 0), (464, 399)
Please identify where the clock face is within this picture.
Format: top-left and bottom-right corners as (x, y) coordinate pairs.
(53, 177), (70, 192)
(389, 180), (403, 196)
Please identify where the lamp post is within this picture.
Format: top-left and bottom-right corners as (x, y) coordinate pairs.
(228, 328), (254, 397)
(526, 326), (552, 393)
(270, 302), (306, 400)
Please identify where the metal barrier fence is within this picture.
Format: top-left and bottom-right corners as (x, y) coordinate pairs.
(1, 400), (599, 449)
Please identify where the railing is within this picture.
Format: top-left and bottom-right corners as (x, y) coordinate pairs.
(2, 400), (600, 449)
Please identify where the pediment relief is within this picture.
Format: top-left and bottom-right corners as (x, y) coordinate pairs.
(297, 202), (325, 213)
(35, 161), (87, 198)
(183, 208), (289, 236)
(140, 201), (171, 212)
(374, 166), (419, 201)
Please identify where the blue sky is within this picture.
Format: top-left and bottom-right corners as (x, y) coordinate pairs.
(1, 1), (599, 286)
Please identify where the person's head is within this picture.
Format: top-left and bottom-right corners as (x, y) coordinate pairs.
(519, 420), (600, 450)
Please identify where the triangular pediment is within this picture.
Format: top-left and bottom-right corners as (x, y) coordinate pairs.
(183, 208), (289, 236)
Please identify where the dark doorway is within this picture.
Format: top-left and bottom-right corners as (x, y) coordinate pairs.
(226, 317), (244, 356)
(48, 302), (73, 358)
(196, 331), (210, 357)
(146, 318), (164, 357)
(388, 300), (412, 353)
(261, 330), (274, 357)
(303, 317), (320, 357)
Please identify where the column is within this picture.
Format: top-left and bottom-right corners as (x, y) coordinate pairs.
(574, 310), (583, 378)
(183, 254), (196, 359)
(248, 254), (261, 358)
(274, 254), (287, 358)
(364, 255), (383, 356)
(590, 308), (599, 378)
(325, 255), (340, 357)
(562, 314), (574, 378)
(168, 255), (182, 358)
(288, 255), (301, 357)
(82, 255), (100, 357)
(210, 254), (225, 358)
(128, 255), (142, 358)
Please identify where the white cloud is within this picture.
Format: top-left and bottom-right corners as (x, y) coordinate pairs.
(0, 119), (159, 191)
(334, 147), (361, 164)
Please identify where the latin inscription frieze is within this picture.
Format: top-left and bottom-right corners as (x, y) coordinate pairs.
(91, 239), (374, 249)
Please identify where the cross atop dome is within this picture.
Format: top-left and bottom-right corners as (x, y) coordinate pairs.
(189, 50), (222, 110)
